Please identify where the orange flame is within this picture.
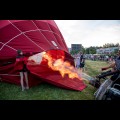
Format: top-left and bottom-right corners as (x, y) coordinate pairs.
(43, 52), (82, 80)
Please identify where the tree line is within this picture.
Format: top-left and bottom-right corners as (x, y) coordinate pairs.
(70, 43), (120, 55)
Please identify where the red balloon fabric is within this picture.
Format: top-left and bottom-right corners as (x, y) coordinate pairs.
(0, 20), (86, 91)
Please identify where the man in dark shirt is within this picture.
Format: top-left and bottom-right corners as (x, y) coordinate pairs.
(79, 52), (85, 72)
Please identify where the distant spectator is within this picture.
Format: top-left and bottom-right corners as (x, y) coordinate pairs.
(80, 52), (85, 72)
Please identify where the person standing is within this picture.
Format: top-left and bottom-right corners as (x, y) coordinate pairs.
(80, 52), (85, 72)
(14, 50), (29, 91)
(75, 57), (80, 69)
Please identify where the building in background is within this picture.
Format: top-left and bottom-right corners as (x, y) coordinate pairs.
(68, 48), (72, 53)
(96, 47), (119, 54)
(71, 44), (82, 52)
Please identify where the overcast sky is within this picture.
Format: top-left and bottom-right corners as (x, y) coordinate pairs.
(55, 20), (120, 48)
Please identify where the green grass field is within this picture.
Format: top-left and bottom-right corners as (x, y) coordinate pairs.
(0, 60), (108, 100)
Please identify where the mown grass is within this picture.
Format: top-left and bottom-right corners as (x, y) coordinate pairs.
(85, 60), (108, 77)
(0, 60), (108, 100)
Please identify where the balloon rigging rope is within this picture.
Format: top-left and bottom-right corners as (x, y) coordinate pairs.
(31, 20), (56, 49)
(0, 20), (68, 53)
(46, 22), (61, 49)
(0, 42), (17, 51)
(8, 20), (45, 51)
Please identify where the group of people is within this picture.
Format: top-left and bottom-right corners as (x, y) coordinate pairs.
(74, 52), (85, 72)
(15, 49), (120, 92)
(90, 49), (120, 90)
(101, 49), (120, 82)
(94, 49), (120, 100)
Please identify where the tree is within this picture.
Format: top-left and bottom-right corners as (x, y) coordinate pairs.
(102, 43), (120, 48)
(70, 50), (79, 55)
(81, 45), (86, 53)
(85, 46), (96, 54)
(115, 43), (119, 47)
